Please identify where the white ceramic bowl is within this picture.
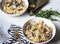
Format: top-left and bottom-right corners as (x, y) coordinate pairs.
(0, 0), (29, 16)
(23, 17), (56, 44)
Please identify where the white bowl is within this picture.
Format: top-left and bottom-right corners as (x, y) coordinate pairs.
(0, 0), (29, 16)
(23, 17), (56, 44)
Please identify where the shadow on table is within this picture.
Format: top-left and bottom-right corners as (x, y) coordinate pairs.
(47, 28), (60, 44)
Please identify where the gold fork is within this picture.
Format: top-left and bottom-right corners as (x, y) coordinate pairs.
(14, 29), (22, 44)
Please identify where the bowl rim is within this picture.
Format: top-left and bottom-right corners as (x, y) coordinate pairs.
(22, 17), (56, 44)
(0, 0), (29, 16)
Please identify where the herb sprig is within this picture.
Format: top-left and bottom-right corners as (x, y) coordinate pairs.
(35, 10), (60, 21)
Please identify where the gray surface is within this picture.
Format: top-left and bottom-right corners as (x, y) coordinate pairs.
(0, 0), (60, 44)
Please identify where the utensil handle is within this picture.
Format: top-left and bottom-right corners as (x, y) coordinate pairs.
(18, 38), (22, 44)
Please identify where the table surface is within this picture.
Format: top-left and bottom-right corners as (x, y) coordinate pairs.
(0, 0), (60, 44)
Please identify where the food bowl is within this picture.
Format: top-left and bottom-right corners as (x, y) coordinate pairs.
(0, 0), (29, 16)
(23, 17), (56, 44)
